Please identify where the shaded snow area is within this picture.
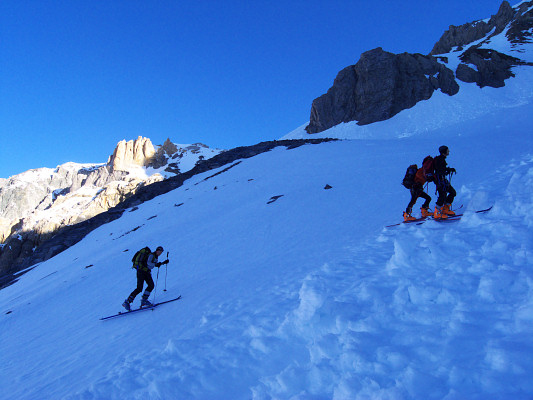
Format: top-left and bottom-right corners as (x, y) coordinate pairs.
(1, 107), (532, 399)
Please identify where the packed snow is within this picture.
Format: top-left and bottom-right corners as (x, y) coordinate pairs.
(1, 9), (533, 400)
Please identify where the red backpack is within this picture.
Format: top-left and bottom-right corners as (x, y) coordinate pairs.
(418, 156), (434, 183)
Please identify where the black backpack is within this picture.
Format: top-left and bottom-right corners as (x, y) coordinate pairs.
(402, 164), (418, 189)
(132, 247), (151, 270)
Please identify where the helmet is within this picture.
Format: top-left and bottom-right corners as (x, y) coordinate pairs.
(439, 145), (449, 155)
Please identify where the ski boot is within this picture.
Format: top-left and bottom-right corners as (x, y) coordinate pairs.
(122, 300), (131, 311)
(403, 211), (416, 222)
(140, 298), (154, 308)
(421, 207), (432, 218)
(442, 204), (456, 216)
(434, 205), (448, 219)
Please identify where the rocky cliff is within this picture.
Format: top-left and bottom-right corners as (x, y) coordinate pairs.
(305, 1), (533, 134)
(107, 136), (156, 172)
(429, 1), (516, 56)
(306, 49), (459, 133)
(0, 137), (222, 281)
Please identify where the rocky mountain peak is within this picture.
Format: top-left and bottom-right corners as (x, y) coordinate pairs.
(160, 138), (179, 155)
(107, 136), (156, 172)
(430, 1), (515, 56)
(304, 1), (533, 135)
(305, 48), (459, 133)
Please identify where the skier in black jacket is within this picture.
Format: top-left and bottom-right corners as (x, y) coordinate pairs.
(123, 246), (168, 310)
(433, 145), (457, 219)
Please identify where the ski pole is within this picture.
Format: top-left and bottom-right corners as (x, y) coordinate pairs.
(153, 266), (160, 305)
(164, 251), (168, 292)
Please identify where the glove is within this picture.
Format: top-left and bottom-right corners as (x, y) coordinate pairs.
(155, 262), (162, 268)
(448, 168), (456, 174)
(162, 259), (169, 265)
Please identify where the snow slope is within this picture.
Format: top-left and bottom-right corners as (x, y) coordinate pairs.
(1, 91), (532, 399)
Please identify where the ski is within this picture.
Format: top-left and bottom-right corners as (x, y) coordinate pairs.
(385, 204), (464, 228)
(385, 205), (465, 228)
(100, 295), (182, 321)
(433, 205), (493, 222)
(385, 216), (428, 228)
(385, 205), (490, 228)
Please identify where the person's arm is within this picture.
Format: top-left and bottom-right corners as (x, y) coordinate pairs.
(146, 253), (158, 270)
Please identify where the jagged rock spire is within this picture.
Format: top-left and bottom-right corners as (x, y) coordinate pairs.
(107, 136), (156, 172)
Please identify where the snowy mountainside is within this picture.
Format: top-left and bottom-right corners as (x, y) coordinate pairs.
(0, 101), (532, 398)
(0, 137), (222, 280)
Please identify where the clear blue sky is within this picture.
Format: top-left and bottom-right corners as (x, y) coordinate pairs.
(0, 0), (506, 178)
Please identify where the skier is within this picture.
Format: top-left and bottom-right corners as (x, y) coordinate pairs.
(122, 246), (169, 311)
(433, 145), (457, 219)
(404, 156), (434, 221)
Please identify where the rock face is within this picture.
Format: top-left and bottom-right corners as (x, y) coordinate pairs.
(306, 49), (459, 133)
(456, 48), (527, 88)
(305, 1), (533, 135)
(429, 1), (515, 56)
(0, 137), (222, 280)
(107, 136), (156, 172)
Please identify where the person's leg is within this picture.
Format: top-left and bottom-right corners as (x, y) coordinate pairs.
(141, 272), (155, 305)
(127, 269), (145, 302)
(446, 185), (456, 205)
(420, 191), (431, 209)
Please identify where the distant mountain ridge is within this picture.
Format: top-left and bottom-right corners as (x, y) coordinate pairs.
(0, 137), (222, 279)
(304, 0), (533, 135)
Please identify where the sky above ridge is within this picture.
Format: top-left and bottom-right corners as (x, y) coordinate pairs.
(0, 0), (506, 178)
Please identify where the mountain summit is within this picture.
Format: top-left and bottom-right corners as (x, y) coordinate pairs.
(107, 136), (156, 172)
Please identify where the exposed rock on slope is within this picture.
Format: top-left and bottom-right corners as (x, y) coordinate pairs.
(107, 137), (156, 172)
(306, 49), (459, 133)
(305, 1), (533, 135)
(429, 1), (515, 56)
(456, 47), (528, 88)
